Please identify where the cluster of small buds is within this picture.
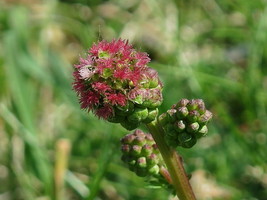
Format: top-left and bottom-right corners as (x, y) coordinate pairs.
(158, 99), (212, 148)
(120, 129), (166, 178)
(73, 39), (163, 130)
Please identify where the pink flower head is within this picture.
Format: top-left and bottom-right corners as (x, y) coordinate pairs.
(72, 39), (163, 121)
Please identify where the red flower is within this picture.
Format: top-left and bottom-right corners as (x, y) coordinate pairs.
(107, 93), (126, 106)
(113, 68), (130, 80)
(73, 39), (163, 123)
(92, 82), (111, 93)
(79, 90), (100, 110)
(95, 104), (113, 119)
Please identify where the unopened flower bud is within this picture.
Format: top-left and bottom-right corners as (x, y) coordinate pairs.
(198, 110), (213, 125)
(176, 107), (189, 119)
(167, 109), (177, 123)
(128, 108), (148, 123)
(131, 145), (142, 156)
(187, 122), (200, 133)
(174, 120), (186, 132)
(177, 98), (190, 107)
(143, 108), (158, 124)
(161, 99), (212, 148)
(120, 130), (167, 180)
(196, 125), (208, 138)
(158, 113), (169, 126)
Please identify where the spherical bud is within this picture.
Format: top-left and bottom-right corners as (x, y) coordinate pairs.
(187, 99), (199, 111)
(196, 125), (208, 138)
(167, 109), (177, 123)
(176, 107), (189, 119)
(174, 120), (186, 132)
(187, 111), (200, 122)
(158, 113), (169, 126)
(128, 107), (148, 123)
(131, 145), (142, 156)
(177, 98), (190, 107)
(186, 122), (200, 133)
(148, 165), (160, 175)
(143, 108), (158, 124)
(120, 120), (140, 131)
(198, 110), (213, 125)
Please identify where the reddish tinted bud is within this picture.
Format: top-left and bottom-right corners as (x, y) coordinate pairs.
(177, 98), (189, 107)
(120, 130), (166, 178)
(162, 98), (212, 148)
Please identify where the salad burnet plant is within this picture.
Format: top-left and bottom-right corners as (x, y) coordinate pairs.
(73, 39), (212, 200)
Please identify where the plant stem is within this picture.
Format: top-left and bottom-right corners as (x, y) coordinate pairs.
(146, 120), (196, 200)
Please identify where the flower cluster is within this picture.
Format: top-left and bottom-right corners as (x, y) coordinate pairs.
(121, 130), (165, 177)
(73, 39), (163, 130)
(159, 99), (212, 148)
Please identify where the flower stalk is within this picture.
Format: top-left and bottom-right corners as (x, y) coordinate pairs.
(146, 120), (196, 200)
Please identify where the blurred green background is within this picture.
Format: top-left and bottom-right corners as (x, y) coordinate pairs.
(0, 0), (267, 199)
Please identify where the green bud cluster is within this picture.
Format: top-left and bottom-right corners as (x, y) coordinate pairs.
(159, 99), (212, 148)
(108, 87), (162, 131)
(120, 129), (165, 177)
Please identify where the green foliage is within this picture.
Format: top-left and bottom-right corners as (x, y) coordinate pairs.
(0, 0), (267, 199)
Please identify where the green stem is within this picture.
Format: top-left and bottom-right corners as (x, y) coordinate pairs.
(146, 120), (196, 200)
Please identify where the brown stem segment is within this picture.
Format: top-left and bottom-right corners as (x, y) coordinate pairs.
(146, 120), (196, 200)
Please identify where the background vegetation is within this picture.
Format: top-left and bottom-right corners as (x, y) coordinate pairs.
(0, 0), (267, 199)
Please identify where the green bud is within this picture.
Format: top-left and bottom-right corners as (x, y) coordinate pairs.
(178, 132), (192, 144)
(98, 51), (110, 58)
(165, 134), (179, 147)
(137, 157), (147, 168)
(128, 107), (148, 123)
(187, 99), (198, 111)
(143, 108), (158, 124)
(158, 113), (169, 126)
(149, 79), (159, 88)
(141, 144), (153, 156)
(165, 124), (176, 133)
(164, 134), (180, 147)
(128, 159), (136, 171)
(187, 122), (200, 133)
(136, 168), (147, 177)
(120, 120), (140, 131)
(174, 120), (186, 132)
(147, 153), (159, 166)
(195, 99), (205, 114)
(121, 134), (135, 144)
(108, 114), (125, 123)
(181, 136), (197, 148)
(148, 165), (160, 175)
(196, 125), (208, 138)
(178, 98), (190, 107)
(131, 145), (142, 156)
(187, 110), (200, 122)
(176, 107), (189, 119)
(167, 109), (177, 123)
(121, 144), (131, 154)
(143, 100), (162, 109)
(116, 101), (134, 113)
(133, 136), (146, 146)
(166, 129), (178, 137)
(102, 68), (112, 78)
(198, 110), (212, 125)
